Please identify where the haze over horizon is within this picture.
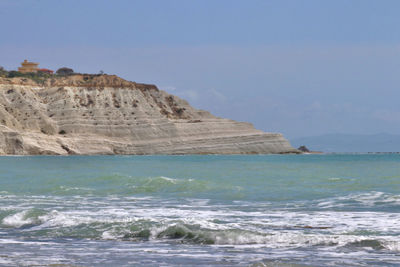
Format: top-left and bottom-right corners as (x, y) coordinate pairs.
(1, 0), (399, 140)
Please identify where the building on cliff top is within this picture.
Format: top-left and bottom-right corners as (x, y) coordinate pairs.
(18, 59), (39, 73)
(38, 68), (54, 74)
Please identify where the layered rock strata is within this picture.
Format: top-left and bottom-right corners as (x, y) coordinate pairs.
(0, 75), (298, 155)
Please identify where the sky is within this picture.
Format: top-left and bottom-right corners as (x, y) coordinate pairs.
(1, 0), (400, 139)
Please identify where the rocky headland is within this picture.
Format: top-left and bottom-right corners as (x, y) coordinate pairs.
(0, 74), (298, 155)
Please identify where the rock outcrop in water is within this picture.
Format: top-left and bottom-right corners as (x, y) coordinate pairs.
(0, 74), (298, 155)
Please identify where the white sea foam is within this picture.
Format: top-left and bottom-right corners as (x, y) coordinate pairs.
(316, 191), (400, 208)
(101, 230), (116, 240)
(382, 240), (400, 252)
(2, 196), (400, 235)
(59, 186), (93, 192)
(1, 193), (400, 257)
(159, 176), (178, 183)
(2, 211), (35, 227)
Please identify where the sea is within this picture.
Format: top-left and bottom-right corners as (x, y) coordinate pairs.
(0, 154), (399, 266)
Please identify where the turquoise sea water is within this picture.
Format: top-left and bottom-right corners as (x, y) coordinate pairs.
(0, 154), (399, 266)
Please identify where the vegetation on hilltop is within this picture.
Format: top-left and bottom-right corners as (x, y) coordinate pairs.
(6, 70), (55, 84)
(0, 66), (158, 90)
(0, 66), (107, 85)
(56, 67), (74, 75)
(0, 66), (7, 77)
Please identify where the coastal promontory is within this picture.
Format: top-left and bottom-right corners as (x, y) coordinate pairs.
(0, 73), (298, 155)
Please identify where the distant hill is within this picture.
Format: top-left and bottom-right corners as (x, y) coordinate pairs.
(291, 133), (400, 153)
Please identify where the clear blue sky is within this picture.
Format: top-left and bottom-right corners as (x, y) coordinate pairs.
(1, 0), (400, 139)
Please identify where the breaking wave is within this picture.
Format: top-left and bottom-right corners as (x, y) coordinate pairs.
(1, 207), (400, 252)
(313, 191), (400, 211)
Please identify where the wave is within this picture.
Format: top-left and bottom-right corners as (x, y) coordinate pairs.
(1, 209), (400, 252)
(19, 174), (245, 199)
(126, 176), (244, 199)
(130, 176), (205, 193)
(1, 209), (46, 228)
(314, 191), (400, 210)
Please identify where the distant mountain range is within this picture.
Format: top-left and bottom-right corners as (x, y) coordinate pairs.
(291, 133), (400, 153)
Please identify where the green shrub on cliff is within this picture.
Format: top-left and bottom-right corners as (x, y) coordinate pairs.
(0, 66), (8, 78)
(56, 67), (74, 76)
(7, 71), (53, 84)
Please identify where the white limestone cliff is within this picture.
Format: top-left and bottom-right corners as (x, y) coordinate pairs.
(0, 75), (298, 155)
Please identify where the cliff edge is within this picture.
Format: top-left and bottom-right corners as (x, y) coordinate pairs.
(0, 74), (298, 155)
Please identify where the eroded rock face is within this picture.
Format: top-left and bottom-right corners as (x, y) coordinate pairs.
(0, 75), (298, 155)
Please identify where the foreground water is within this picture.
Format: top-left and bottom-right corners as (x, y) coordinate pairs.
(0, 154), (399, 266)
